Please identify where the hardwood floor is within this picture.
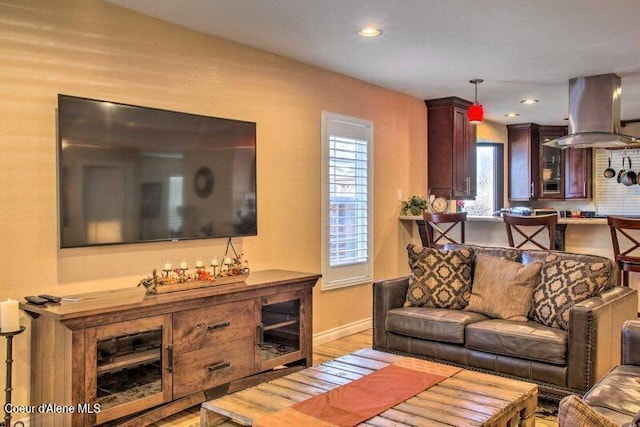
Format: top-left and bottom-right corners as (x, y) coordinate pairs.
(153, 329), (558, 426)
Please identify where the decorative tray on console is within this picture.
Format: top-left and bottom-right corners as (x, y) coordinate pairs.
(138, 254), (250, 294)
(140, 273), (250, 294)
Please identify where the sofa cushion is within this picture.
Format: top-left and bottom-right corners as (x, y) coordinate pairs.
(444, 243), (521, 262)
(584, 365), (640, 419)
(465, 319), (567, 365)
(386, 307), (488, 344)
(523, 251), (613, 330)
(465, 254), (541, 322)
(404, 244), (474, 309)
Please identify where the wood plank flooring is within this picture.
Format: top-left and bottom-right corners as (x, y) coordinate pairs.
(152, 329), (558, 427)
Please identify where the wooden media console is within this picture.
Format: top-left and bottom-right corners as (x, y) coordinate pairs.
(21, 270), (319, 426)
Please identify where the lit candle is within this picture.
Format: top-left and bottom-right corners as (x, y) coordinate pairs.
(0, 299), (20, 333)
(180, 260), (188, 270)
(195, 259), (204, 268)
(210, 257), (220, 267)
(163, 261), (172, 271)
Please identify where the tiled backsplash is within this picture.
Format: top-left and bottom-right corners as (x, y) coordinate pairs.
(595, 149), (640, 215)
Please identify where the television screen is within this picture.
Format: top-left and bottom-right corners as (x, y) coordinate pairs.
(57, 95), (257, 248)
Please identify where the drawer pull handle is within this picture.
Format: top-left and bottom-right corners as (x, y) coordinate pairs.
(207, 361), (231, 373)
(207, 321), (230, 331)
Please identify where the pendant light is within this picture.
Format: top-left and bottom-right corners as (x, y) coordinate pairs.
(468, 79), (484, 124)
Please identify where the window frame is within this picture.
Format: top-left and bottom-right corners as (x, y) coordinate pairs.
(483, 142), (505, 214)
(465, 141), (504, 215)
(320, 112), (374, 291)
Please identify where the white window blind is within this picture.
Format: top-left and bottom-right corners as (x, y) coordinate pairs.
(329, 136), (369, 266)
(321, 112), (373, 290)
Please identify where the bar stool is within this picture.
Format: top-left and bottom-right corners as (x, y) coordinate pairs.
(607, 216), (640, 287)
(421, 212), (467, 248)
(503, 213), (558, 250)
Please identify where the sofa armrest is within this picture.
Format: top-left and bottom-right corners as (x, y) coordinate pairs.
(373, 276), (409, 349)
(623, 320), (640, 366)
(567, 286), (638, 391)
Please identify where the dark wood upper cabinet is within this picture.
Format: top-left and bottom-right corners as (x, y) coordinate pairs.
(426, 97), (476, 199)
(508, 123), (540, 201)
(565, 146), (592, 199)
(539, 126), (566, 200)
(508, 123), (591, 201)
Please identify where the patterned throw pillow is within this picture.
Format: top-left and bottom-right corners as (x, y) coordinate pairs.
(528, 253), (613, 330)
(465, 254), (542, 321)
(404, 244), (474, 309)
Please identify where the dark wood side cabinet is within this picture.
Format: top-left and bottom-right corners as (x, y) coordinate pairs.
(426, 97), (477, 199)
(564, 146), (592, 199)
(508, 123), (591, 201)
(508, 123), (540, 201)
(21, 270), (319, 427)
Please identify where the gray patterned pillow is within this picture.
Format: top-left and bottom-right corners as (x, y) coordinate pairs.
(404, 244), (474, 309)
(528, 252), (613, 330)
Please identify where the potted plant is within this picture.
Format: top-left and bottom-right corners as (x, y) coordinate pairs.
(401, 195), (428, 215)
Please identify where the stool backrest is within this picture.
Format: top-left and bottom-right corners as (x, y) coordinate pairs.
(422, 212), (467, 248)
(503, 213), (558, 250)
(608, 216), (640, 260)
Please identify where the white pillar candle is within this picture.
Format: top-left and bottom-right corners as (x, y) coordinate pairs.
(210, 258), (220, 267)
(163, 262), (172, 271)
(223, 257), (233, 266)
(180, 261), (188, 270)
(1, 299), (20, 333)
(195, 259), (204, 268)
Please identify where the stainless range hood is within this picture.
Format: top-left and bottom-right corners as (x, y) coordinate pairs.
(544, 73), (639, 149)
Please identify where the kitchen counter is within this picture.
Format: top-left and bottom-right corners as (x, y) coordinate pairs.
(399, 215), (608, 225)
(400, 214), (609, 251)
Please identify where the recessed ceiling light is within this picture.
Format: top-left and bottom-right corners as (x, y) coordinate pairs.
(520, 99), (539, 105)
(505, 113), (520, 118)
(357, 28), (383, 37)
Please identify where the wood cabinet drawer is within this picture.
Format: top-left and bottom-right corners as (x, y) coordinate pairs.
(173, 300), (254, 353)
(172, 336), (255, 398)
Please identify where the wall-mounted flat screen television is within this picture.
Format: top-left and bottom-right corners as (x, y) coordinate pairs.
(57, 94), (257, 248)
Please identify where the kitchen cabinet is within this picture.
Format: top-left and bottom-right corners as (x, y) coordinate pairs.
(426, 97), (476, 199)
(564, 146), (592, 199)
(539, 126), (566, 200)
(508, 124), (591, 200)
(508, 123), (540, 201)
(22, 270), (318, 427)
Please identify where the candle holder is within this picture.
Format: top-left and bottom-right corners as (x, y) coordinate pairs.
(210, 257), (220, 277)
(162, 260), (172, 278)
(0, 326), (25, 427)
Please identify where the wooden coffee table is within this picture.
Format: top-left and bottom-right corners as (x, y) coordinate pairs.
(201, 348), (538, 426)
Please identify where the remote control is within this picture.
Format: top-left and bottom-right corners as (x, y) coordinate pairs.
(38, 294), (62, 303)
(25, 296), (48, 305)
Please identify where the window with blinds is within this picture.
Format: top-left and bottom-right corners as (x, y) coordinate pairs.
(321, 112), (373, 290)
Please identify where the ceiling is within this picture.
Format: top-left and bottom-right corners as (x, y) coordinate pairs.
(105, 0), (640, 126)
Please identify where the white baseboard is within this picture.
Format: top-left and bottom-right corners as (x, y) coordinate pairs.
(312, 317), (372, 347)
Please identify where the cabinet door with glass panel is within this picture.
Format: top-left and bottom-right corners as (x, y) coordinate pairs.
(84, 315), (172, 426)
(256, 289), (311, 371)
(539, 126), (567, 199)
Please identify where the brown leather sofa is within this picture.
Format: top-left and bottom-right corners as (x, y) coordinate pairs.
(373, 245), (638, 401)
(559, 320), (640, 425)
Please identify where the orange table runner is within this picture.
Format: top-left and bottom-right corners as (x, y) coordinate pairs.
(254, 358), (458, 427)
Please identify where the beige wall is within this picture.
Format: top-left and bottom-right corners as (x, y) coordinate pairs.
(477, 119), (507, 143)
(0, 0), (427, 407)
